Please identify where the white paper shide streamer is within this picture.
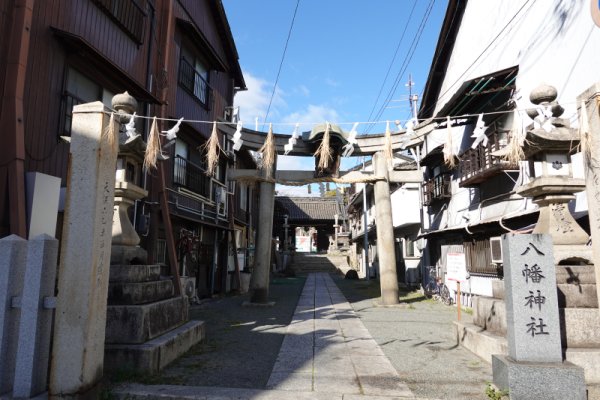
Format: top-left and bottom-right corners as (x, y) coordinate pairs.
(342, 122), (359, 157)
(470, 114), (488, 149)
(232, 121), (244, 151)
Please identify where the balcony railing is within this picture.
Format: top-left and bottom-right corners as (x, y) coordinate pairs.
(458, 131), (515, 187)
(178, 58), (212, 108)
(422, 173), (452, 206)
(93, 0), (146, 43)
(173, 155), (211, 198)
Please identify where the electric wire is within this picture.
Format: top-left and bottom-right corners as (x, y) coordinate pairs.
(262, 0), (301, 131)
(364, 0), (436, 134)
(363, 0), (418, 127)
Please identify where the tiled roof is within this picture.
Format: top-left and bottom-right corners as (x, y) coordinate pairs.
(275, 196), (344, 222)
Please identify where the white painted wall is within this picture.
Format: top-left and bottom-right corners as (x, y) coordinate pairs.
(435, 0), (600, 119)
(391, 184), (421, 228)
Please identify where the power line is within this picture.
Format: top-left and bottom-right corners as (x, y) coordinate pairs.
(262, 0), (301, 131)
(364, 0), (436, 133)
(419, 0), (536, 118)
(363, 0), (418, 128)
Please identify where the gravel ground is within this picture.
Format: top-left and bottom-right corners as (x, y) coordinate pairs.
(118, 269), (492, 399)
(332, 275), (493, 400)
(154, 276), (306, 389)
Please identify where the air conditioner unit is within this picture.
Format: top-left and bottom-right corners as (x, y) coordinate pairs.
(490, 236), (503, 264)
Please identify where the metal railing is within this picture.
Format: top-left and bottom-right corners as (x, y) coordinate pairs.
(178, 58), (211, 107)
(173, 156), (211, 199)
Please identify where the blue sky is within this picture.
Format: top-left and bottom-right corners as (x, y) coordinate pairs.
(222, 0), (448, 194)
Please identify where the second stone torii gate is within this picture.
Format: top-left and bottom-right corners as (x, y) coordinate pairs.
(222, 123), (422, 305)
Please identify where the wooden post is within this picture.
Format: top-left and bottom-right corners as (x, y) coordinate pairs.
(457, 282), (461, 321)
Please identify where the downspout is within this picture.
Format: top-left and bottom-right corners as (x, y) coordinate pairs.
(0, 0), (35, 238)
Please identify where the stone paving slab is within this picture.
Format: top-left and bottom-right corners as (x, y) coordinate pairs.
(266, 273), (415, 398)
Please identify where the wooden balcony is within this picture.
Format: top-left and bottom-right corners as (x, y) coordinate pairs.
(422, 173), (452, 206)
(458, 132), (516, 187)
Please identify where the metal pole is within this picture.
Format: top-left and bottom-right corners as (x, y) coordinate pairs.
(362, 158), (370, 280)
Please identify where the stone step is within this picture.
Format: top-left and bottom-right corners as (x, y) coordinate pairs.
(472, 296), (507, 336)
(105, 320), (205, 374)
(109, 264), (162, 283)
(455, 320), (600, 384)
(558, 283), (598, 308)
(106, 296), (189, 344)
(556, 265), (596, 285)
(561, 308), (600, 348)
(473, 296), (600, 347)
(108, 280), (174, 305)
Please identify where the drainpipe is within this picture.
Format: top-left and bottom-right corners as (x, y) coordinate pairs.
(0, 0), (35, 238)
(362, 159), (370, 280)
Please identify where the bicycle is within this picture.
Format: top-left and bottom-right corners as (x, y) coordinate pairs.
(423, 266), (454, 306)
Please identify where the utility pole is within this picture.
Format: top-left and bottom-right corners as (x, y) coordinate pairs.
(406, 74), (419, 120)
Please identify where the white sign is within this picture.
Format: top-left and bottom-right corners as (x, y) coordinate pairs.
(446, 252), (467, 282)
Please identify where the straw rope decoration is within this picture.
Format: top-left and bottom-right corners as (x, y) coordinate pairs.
(144, 117), (161, 170)
(259, 123), (276, 179)
(314, 122), (332, 171)
(202, 121), (221, 176)
(234, 175), (385, 186)
(384, 120), (394, 166)
(443, 116), (457, 168)
(102, 112), (119, 153)
(503, 110), (526, 167)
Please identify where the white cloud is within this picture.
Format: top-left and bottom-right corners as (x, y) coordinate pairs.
(325, 77), (340, 87)
(233, 71), (285, 126)
(281, 104), (340, 126)
(295, 85), (310, 97)
(277, 155), (314, 170)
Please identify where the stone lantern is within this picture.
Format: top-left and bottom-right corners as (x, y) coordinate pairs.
(516, 84), (591, 264)
(110, 92), (149, 264)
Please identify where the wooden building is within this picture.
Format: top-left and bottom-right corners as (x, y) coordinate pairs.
(0, 0), (250, 296)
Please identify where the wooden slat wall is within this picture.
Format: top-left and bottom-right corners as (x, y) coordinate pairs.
(23, 0), (156, 182)
(0, 0), (12, 102)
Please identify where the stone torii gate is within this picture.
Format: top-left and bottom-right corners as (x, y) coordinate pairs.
(220, 123), (422, 305)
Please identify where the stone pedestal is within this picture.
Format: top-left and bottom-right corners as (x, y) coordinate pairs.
(104, 263), (203, 373)
(492, 234), (585, 398)
(111, 181), (148, 265)
(517, 178), (591, 264)
(492, 354), (586, 400)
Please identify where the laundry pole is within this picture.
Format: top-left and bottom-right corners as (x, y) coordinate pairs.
(373, 152), (399, 305)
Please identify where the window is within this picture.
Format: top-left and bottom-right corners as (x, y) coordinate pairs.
(179, 45), (211, 106)
(174, 139), (189, 186)
(239, 183), (247, 211)
(92, 0), (146, 43)
(61, 68), (114, 136)
(404, 237), (417, 258)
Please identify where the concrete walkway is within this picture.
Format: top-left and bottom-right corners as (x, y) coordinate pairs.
(267, 272), (414, 397)
(114, 272), (426, 399)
